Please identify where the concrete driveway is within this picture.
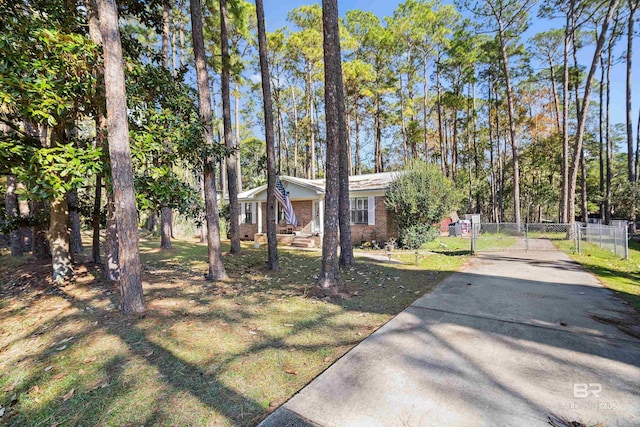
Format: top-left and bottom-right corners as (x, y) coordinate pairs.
(259, 246), (640, 427)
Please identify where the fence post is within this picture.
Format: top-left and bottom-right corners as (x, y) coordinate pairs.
(599, 224), (603, 248)
(471, 224), (476, 255)
(624, 226), (629, 260)
(614, 229), (618, 256)
(525, 223), (529, 252)
(578, 225), (582, 254)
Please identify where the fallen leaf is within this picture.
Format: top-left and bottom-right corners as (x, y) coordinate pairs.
(55, 345), (67, 351)
(78, 369), (85, 375)
(284, 369), (297, 375)
(83, 356), (96, 364)
(356, 332), (363, 336)
(323, 357), (331, 362)
(53, 373), (66, 381)
(144, 350), (153, 357)
(248, 330), (257, 335)
(30, 386), (40, 394)
(44, 366), (53, 372)
(63, 389), (74, 401)
(283, 323), (294, 327)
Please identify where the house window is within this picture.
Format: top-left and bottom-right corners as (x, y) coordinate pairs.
(350, 198), (368, 224)
(244, 203), (252, 224)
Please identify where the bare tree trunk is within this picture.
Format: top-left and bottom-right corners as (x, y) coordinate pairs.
(234, 82), (243, 192)
(161, 0), (173, 249)
(190, 0), (227, 280)
(580, 148), (588, 223)
(50, 194), (73, 282)
(497, 20), (521, 229)
(68, 188), (83, 255)
(98, 0), (145, 313)
(355, 106), (361, 175)
(5, 175), (22, 256)
(627, 0), (638, 182)
(561, 11), (571, 223)
(436, 56), (446, 175)
(548, 55), (562, 133)
(374, 96), (383, 173)
(423, 58), (429, 162)
(255, 0), (279, 271)
(309, 71), (316, 179)
(488, 79), (498, 222)
(567, 0), (619, 228)
(219, 0), (240, 254)
(87, 0), (104, 264)
(318, 0), (342, 289)
(291, 84), (299, 176)
(599, 55), (606, 221)
(92, 173), (102, 263)
(605, 41), (613, 223)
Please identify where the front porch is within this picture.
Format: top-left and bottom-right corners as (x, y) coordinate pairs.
(253, 232), (322, 248)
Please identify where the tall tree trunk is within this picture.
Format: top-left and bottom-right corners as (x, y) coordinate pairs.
(190, 0), (227, 280)
(399, 76), (408, 164)
(605, 42), (613, 223)
(599, 55), (606, 221)
(497, 21), (521, 229)
(355, 106), (361, 175)
(333, 27), (353, 268)
(561, 10), (571, 223)
(374, 96), (383, 173)
(580, 148), (588, 223)
(160, 0), (173, 249)
(5, 175), (22, 256)
(423, 58), (429, 162)
(627, 0), (638, 182)
(92, 173), (102, 263)
(255, 0), (279, 271)
(50, 194), (73, 282)
(104, 183), (119, 280)
(98, 0), (145, 313)
(308, 70), (316, 179)
(87, 0), (104, 264)
(234, 81), (243, 191)
(291, 84), (299, 176)
(68, 188), (83, 255)
(220, 0), (240, 254)
(318, 0), (342, 289)
(436, 56), (446, 175)
(548, 55), (562, 133)
(567, 0), (619, 228)
(488, 79), (498, 222)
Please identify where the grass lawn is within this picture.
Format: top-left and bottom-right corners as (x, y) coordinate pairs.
(554, 238), (640, 312)
(0, 235), (468, 426)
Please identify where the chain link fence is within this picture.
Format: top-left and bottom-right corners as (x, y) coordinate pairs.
(471, 222), (629, 259)
(578, 223), (629, 259)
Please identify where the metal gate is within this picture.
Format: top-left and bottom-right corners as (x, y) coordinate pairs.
(471, 223), (579, 254)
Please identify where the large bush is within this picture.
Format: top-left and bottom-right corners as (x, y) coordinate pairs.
(385, 162), (457, 231)
(399, 223), (439, 249)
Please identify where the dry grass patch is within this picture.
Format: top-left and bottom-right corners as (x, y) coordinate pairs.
(0, 237), (467, 426)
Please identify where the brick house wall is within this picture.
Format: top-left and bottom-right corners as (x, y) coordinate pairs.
(350, 196), (396, 244)
(239, 196), (398, 244)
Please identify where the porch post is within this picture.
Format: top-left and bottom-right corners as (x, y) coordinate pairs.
(319, 198), (324, 234)
(257, 201), (263, 234)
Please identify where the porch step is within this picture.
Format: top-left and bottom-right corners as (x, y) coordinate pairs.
(291, 237), (316, 248)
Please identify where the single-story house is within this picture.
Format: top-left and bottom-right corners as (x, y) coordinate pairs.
(236, 172), (399, 247)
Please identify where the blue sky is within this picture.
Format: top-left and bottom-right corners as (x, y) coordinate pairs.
(257, 0), (638, 130)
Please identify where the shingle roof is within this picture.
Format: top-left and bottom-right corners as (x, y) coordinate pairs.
(237, 171), (401, 200)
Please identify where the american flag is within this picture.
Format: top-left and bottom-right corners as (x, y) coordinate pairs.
(275, 176), (297, 227)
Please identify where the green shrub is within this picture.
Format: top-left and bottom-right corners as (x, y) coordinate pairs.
(385, 162), (457, 231)
(400, 223), (439, 249)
